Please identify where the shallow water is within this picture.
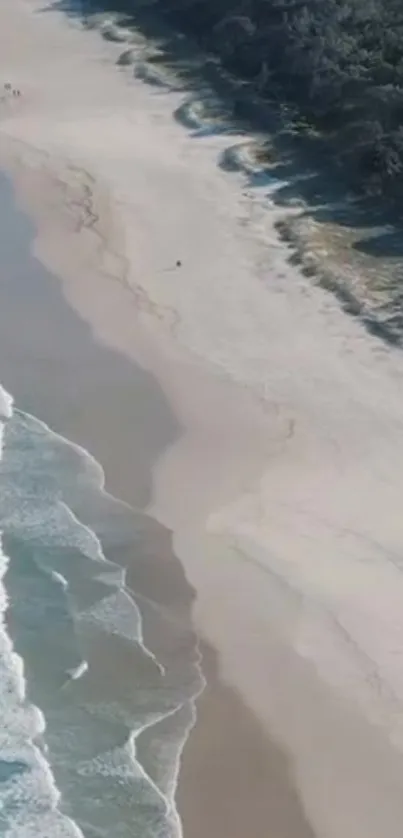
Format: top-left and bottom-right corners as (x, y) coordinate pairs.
(0, 170), (203, 837)
(0, 384), (202, 838)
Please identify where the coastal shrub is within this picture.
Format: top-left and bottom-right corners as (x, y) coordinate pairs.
(159, 0), (403, 209)
(83, 0), (403, 209)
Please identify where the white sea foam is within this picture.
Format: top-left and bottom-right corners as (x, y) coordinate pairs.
(2, 406), (167, 675)
(0, 532), (85, 838)
(66, 660), (88, 681)
(14, 407), (137, 516)
(0, 384), (13, 421)
(0, 384), (13, 461)
(79, 587), (166, 676)
(13, 417), (207, 834)
(14, 408), (106, 496)
(8, 412), (169, 678)
(58, 501), (111, 564)
(0, 393), (202, 838)
(0, 386), (87, 837)
(75, 704), (189, 837)
(58, 505), (168, 676)
(49, 570), (69, 589)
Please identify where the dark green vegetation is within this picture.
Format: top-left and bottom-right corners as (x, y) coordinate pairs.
(63, 0), (403, 209)
(54, 0), (403, 346)
(160, 0), (403, 206)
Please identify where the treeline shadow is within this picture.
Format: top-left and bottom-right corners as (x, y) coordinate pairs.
(43, 0), (395, 227)
(41, 0), (403, 344)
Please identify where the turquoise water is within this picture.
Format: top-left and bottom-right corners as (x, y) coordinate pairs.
(0, 385), (202, 838)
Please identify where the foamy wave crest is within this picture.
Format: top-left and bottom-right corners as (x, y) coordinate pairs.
(0, 533), (84, 838)
(4, 412), (167, 667)
(14, 409), (106, 492)
(49, 570), (69, 589)
(0, 397), (203, 838)
(66, 660), (88, 682)
(0, 384), (13, 420)
(75, 723), (182, 837)
(74, 695), (200, 838)
(0, 384), (13, 460)
(79, 588), (165, 676)
(0, 408), (167, 672)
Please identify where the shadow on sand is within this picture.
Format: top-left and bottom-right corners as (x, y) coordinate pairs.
(40, 0), (403, 345)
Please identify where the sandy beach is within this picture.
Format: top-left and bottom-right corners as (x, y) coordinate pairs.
(2, 1), (403, 837)
(0, 136), (313, 838)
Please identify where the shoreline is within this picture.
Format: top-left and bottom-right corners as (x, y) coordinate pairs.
(178, 641), (316, 838)
(3, 2), (403, 837)
(0, 168), (200, 837)
(0, 166), (314, 838)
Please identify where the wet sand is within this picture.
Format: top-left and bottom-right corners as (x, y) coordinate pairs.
(0, 171), (314, 837)
(178, 643), (316, 838)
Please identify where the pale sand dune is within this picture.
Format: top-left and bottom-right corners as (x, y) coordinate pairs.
(2, 2), (403, 837)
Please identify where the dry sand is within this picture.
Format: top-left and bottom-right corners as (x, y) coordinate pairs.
(2, 2), (403, 837)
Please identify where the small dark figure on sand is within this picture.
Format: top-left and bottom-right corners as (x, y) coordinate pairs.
(4, 83), (11, 91)
(176, 260), (182, 267)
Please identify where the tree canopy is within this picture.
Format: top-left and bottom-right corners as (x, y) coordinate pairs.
(160, 0), (403, 206)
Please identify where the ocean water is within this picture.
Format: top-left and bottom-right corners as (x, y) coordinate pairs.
(0, 383), (203, 838)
